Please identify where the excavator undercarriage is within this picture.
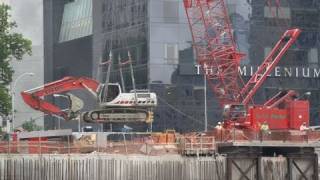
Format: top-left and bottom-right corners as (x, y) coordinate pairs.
(82, 108), (153, 124)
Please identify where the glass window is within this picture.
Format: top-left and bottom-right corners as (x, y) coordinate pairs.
(264, 47), (272, 58)
(163, 0), (179, 23)
(101, 0), (148, 89)
(308, 48), (318, 64)
(264, 6), (291, 19)
(59, 0), (92, 42)
(164, 43), (179, 64)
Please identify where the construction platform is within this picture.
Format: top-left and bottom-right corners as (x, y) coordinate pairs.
(0, 129), (319, 179)
(215, 140), (320, 180)
(217, 140), (320, 148)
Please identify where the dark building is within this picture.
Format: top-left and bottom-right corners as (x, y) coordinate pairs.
(44, 0), (320, 132)
(44, 0), (94, 130)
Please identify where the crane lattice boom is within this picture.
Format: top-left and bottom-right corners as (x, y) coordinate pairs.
(183, 0), (245, 107)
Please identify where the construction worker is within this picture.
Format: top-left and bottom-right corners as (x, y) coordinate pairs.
(260, 121), (270, 141)
(299, 122), (309, 131)
(215, 122), (223, 141)
(215, 122), (222, 130)
(300, 122), (309, 142)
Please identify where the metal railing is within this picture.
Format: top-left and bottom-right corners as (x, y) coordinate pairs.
(178, 136), (215, 156)
(213, 128), (320, 144)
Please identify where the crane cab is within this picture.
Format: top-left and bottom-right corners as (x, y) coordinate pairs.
(223, 104), (247, 121)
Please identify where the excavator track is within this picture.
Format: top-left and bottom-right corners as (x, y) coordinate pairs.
(81, 108), (153, 123)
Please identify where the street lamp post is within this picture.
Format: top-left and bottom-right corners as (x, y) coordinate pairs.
(10, 72), (34, 132)
(204, 73), (208, 132)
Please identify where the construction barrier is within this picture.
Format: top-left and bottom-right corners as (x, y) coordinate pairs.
(0, 130), (318, 155)
(212, 128), (320, 143)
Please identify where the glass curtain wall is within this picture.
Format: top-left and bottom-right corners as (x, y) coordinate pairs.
(59, 0), (92, 42)
(100, 0), (148, 91)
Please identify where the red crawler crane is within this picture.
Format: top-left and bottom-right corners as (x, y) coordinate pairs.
(184, 0), (307, 130)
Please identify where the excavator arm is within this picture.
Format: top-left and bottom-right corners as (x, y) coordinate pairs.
(21, 76), (101, 120)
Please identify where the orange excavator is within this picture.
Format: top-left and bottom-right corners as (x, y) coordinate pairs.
(21, 76), (157, 124)
(21, 51), (157, 124)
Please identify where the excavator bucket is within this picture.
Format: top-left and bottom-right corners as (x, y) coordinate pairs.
(67, 93), (84, 113)
(65, 93), (84, 120)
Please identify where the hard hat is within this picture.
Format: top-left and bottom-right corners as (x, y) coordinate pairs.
(218, 122), (221, 125)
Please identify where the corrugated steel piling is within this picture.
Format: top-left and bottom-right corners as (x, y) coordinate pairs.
(0, 154), (226, 180)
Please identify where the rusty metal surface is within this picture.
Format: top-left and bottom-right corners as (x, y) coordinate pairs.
(227, 156), (257, 180)
(260, 157), (287, 180)
(288, 155), (318, 180)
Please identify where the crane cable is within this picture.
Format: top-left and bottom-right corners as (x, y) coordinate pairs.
(157, 95), (215, 129)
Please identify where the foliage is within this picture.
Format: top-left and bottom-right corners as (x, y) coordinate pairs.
(21, 119), (42, 132)
(0, 4), (32, 115)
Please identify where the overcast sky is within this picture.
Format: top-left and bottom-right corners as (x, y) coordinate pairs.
(9, 0), (43, 46)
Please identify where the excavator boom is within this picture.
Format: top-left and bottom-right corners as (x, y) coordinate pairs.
(21, 76), (100, 120)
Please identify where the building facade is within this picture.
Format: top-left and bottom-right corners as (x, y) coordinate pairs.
(44, 0), (95, 130)
(44, 0), (320, 132)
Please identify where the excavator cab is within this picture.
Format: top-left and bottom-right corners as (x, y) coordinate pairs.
(99, 83), (121, 103)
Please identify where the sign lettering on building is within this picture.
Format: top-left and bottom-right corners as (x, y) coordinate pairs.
(195, 64), (320, 78)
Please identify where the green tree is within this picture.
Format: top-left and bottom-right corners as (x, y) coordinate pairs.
(0, 4), (32, 115)
(21, 119), (42, 132)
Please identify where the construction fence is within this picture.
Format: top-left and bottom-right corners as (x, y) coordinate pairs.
(0, 132), (215, 155)
(0, 130), (319, 155)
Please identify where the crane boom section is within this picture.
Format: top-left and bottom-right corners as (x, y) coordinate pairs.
(263, 90), (298, 108)
(183, 0), (244, 106)
(240, 29), (301, 105)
